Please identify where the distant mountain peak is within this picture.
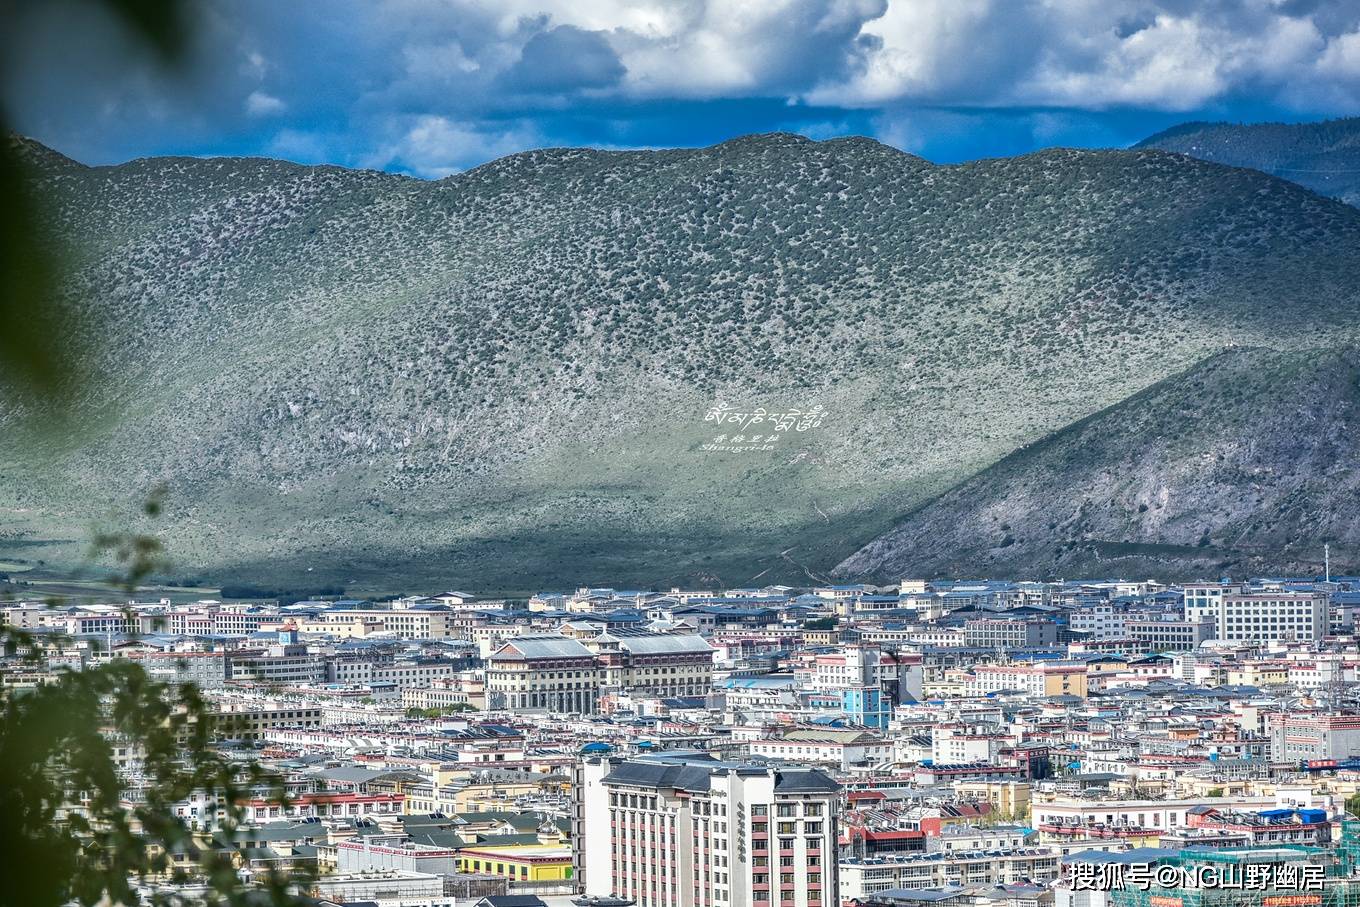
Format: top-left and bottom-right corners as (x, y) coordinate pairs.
(1137, 117), (1360, 207)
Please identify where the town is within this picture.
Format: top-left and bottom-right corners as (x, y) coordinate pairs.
(8, 575), (1360, 907)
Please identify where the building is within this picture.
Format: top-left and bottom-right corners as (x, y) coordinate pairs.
(302, 605), (455, 639)
(225, 631), (327, 685)
(207, 703), (323, 742)
(1032, 795), (1282, 850)
(966, 663), (1087, 699)
(307, 870), (444, 903)
(1269, 712), (1360, 761)
(1202, 591), (1328, 643)
(593, 631), (715, 700)
(576, 751), (839, 907)
(335, 836), (460, 875)
(963, 619), (1058, 649)
(1182, 583), (1241, 626)
(487, 632), (714, 715)
(747, 728), (893, 771)
(456, 842), (574, 883)
(1124, 618), (1213, 652)
(839, 847), (1060, 900)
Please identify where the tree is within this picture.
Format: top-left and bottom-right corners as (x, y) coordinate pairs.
(1, 624), (306, 906)
(0, 4), (311, 904)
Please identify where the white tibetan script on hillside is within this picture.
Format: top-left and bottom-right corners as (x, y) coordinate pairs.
(701, 402), (828, 452)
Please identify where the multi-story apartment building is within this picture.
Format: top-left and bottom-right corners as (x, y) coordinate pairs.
(839, 847), (1060, 899)
(328, 656), (464, 687)
(576, 752), (839, 907)
(592, 631), (715, 699)
(931, 724), (1010, 764)
(1216, 591), (1329, 643)
(205, 703), (323, 741)
(301, 605), (455, 639)
(164, 607), (283, 636)
(1125, 617), (1214, 651)
(129, 650), (229, 688)
(1182, 583), (1241, 624)
(401, 672), (487, 710)
(1068, 603), (1127, 640)
(963, 618), (1058, 649)
(225, 638), (327, 686)
(746, 728), (892, 771)
(1269, 712), (1360, 761)
(966, 662), (1088, 698)
(1032, 795), (1281, 844)
(1183, 586), (1328, 643)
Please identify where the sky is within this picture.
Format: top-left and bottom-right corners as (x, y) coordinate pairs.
(6, 0), (1360, 178)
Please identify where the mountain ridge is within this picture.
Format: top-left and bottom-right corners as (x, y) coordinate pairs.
(836, 346), (1360, 581)
(1136, 117), (1360, 207)
(3, 133), (1360, 592)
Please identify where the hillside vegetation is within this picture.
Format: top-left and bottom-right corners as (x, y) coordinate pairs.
(1137, 118), (1360, 207)
(837, 348), (1360, 582)
(4, 133), (1360, 591)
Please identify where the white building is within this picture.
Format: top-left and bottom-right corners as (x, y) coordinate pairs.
(1219, 592), (1329, 643)
(576, 752), (839, 907)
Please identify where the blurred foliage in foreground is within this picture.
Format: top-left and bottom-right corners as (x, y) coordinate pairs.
(0, 641), (306, 907)
(1, 2), (302, 904)
(1, 0), (187, 414)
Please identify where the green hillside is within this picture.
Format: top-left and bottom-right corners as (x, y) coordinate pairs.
(4, 133), (1360, 593)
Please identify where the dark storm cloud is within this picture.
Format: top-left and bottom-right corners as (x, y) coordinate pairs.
(500, 26), (627, 93)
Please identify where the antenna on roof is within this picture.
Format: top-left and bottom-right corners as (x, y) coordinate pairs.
(1326, 543), (1332, 584)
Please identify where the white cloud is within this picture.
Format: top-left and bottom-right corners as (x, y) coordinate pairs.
(14, 0), (1360, 171)
(1318, 29), (1360, 77)
(245, 90), (286, 117)
(365, 115), (543, 177)
(805, 1), (1353, 113)
(267, 128), (334, 163)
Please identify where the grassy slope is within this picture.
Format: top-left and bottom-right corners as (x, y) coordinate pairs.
(3, 134), (1360, 593)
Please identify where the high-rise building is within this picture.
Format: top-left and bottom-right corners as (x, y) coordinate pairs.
(575, 751), (839, 907)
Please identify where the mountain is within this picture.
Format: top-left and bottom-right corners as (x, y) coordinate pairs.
(4, 133), (1360, 593)
(1136, 118), (1360, 207)
(836, 347), (1360, 582)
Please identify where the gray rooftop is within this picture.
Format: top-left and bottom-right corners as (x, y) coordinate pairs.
(615, 634), (713, 656)
(494, 634), (593, 660)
